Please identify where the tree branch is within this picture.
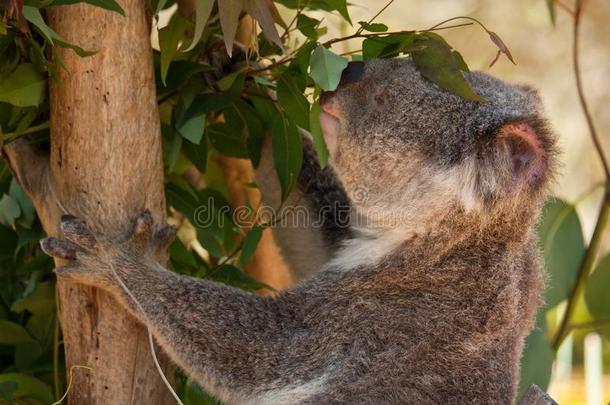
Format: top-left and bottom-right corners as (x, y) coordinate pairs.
(571, 0), (610, 180)
(552, 0), (610, 352)
(1, 137), (50, 200)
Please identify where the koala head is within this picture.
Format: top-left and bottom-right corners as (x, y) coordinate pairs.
(319, 58), (557, 233)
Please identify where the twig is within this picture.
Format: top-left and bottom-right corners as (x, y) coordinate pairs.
(554, 0), (576, 16)
(249, 22), (474, 74)
(565, 319), (610, 333)
(552, 0), (610, 353)
(2, 121), (50, 144)
(355, 0), (396, 35)
(572, 2), (610, 180)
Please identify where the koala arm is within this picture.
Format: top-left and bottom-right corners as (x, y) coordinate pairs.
(256, 133), (353, 281)
(40, 213), (326, 404)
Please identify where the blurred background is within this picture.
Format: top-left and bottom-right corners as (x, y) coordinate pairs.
(309, 0), (610, 403)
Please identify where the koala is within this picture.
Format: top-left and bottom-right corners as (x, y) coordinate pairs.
(41, 57), (556, 404)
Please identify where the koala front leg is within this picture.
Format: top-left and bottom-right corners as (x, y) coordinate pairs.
(41, 213), (323, 404)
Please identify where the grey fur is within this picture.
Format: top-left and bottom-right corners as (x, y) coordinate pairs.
(41, 58), (556, 404)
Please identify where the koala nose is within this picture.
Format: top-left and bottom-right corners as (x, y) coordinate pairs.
(339, 61), (365, 86)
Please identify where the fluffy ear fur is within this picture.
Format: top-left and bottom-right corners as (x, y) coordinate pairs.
(497, 122), (547, 187)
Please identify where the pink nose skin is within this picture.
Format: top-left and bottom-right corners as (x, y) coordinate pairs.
(498, 123), (547, 186)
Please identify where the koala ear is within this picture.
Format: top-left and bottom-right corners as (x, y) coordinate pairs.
(319, 110), (340, 157)
(497, 122), (547, 187)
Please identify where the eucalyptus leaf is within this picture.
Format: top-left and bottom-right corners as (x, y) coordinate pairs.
(271, 116), (302, 201)
(240, 225), (263, 266)
(277, 72), (310, 130)
(244, 0), (284, 52)
(23, 6), (96, 56)
(210, 264), (272, 291)
(517, 329), (553, 398)
(0, 320), (36, 345)
(0, 374), (53, 404)
(52, 0), (125, 15)
(159, 13), (191, 85)
(11, 281), (55, 316)
(309, 92), (329, 167)
(585, 254), (610, 321)
(219, 0), (244, 56)
(309, 46), (348, 91)
(411, 33), (483, 102)
(357, 21), (388, 32)
(0, 64), (45, 108)
(0, 194), (21, 227)
(183, 0), (215, 51)
(537, 198), (585, 308)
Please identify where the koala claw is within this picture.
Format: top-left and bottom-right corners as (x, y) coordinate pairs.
(40, 237), (91, 261)
(60, 215), (98, 252)
(153, 224), (177, 253)
(129, 210), (155, 251)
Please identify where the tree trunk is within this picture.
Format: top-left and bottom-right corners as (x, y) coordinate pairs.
(3, 0), (174, 403)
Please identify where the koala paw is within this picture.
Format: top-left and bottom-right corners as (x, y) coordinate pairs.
(40, 210), (176, 288)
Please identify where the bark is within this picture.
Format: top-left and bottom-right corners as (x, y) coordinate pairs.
(4, 0), (174, 403)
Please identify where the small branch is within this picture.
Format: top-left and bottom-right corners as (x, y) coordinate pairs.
(553, 190), (610, 351)
(565, 319), (610, 333)
(551, 0), (610, 353)
(355, 0), (396, 35)
(1, 137), (50, 200)
(249, 22), (474, 74)
(2, 121), (50, 143)
(554, 0), (576, 17)
(571, 0), (610, 180)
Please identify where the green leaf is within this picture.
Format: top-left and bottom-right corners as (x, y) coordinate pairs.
(207, 123), (249, 158)
(357, 21), (388, 32)
(23, 6), (96, 56)
(309, 90), (329, 167)
(321, 0), (350, 23)
(0, 381), (17, 403)
(159, 13), (190, 85)
(240, 225), (263, 266)
(362, 33), (415, 60)
(585, 254), (610, 321)
(22, 6), (57, 45)
(517, 328), (553, 399)
(11, 281), (55, 316)
(0, 374), (54, 404)
(537, 198), (585, 308)
(51, 0), (125, 15)
(210, 264), (272, 290)
(271, 116), (302, 201)
(0, 194), (21, 227)
(0, 320), (36, 345)
(9, 180), (35, 229)
(183, 0), (215, 51)
(452, 50), (469, 72)
(219, 0), (244, 56)
(296, 14), (320, 39)
(277, 73), (310, 130)
(244, 0), (284, 51)
(183, 135), (208, 173)
(0, 64), (45, 108)
(309, 46), (349, 91)
(545, 0), (556, 26)
(411, 33), (483, 102)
